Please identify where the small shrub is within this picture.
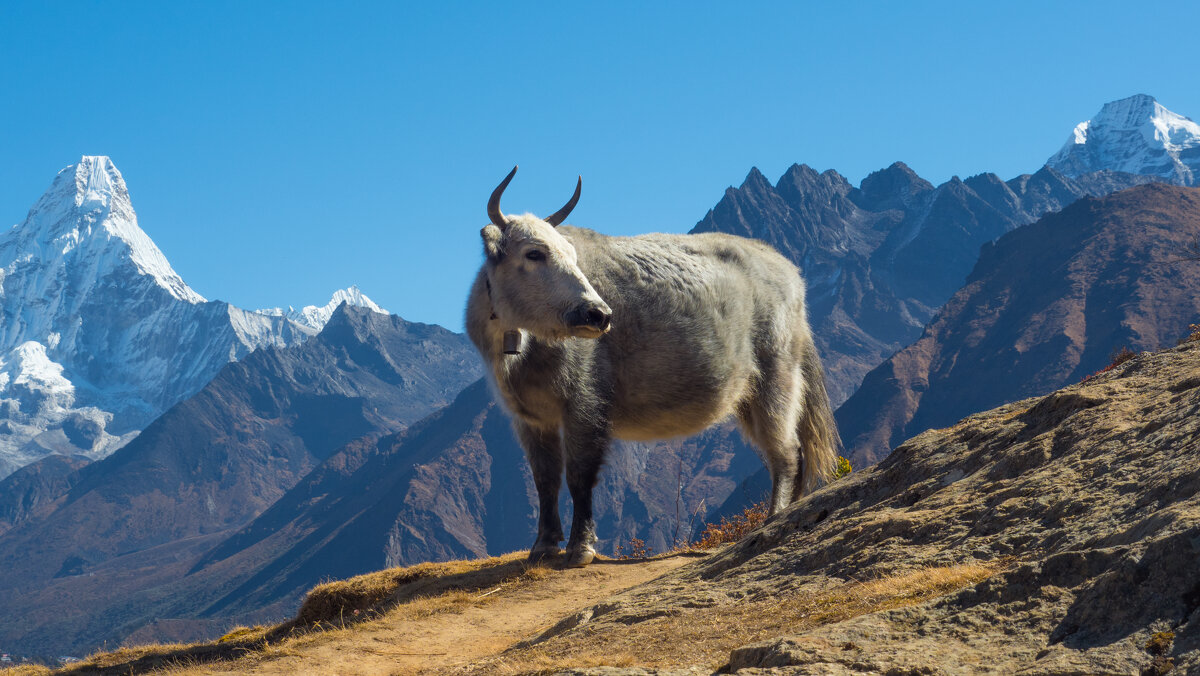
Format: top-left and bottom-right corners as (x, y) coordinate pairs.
(835, 456), (852, 479)
(1081, 346), (1138, 382)
(693, 502), (768, 549)
(1109, 346), (1137, 368)
(614, 537), (652, 559)
(1145, 630), (1175, 656)
(1179, 323), (1200, 345)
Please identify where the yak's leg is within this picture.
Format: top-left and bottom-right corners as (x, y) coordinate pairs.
(736, 360), (805, 517)
(562, 413), (609, 568)
(515, 421), (564, 562)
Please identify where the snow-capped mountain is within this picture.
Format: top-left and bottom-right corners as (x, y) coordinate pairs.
(1047, 94), (1200, 185)
(256, 285), (388, 330)
(0, 157), (320, 477)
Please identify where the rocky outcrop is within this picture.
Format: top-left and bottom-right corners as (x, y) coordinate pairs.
(532, 337), (1200, 674)
(837, 182), (1200, 466)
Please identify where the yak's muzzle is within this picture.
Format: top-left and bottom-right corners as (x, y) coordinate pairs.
(566, 302), (612, 338)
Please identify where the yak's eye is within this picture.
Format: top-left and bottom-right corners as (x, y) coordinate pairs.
(525, 250), (546, 262)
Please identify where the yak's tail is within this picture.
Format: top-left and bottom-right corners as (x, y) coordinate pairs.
(796, 333), (842, 497)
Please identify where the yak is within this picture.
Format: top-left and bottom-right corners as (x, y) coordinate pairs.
(466, 167), (840, 567)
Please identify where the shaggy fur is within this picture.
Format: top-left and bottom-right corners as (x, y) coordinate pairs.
(467, 200), (840, 567)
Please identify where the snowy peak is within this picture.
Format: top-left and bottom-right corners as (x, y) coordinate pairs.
(76, 155), (122, 211)
(1047, 95), (1200, 185)
(326, 285), (385, 316)
(0, 157), (315, 477)
(256, 285), (388, 330)
(1093, 94), (1199, 149)
(5, 156), (205, 304)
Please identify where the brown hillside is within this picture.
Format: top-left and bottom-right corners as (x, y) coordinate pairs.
(838, 182), (1200, 466)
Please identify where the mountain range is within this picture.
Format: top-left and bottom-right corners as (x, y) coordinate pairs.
(0, 157), (385, 479)
(2, 94), (1199, 660)
(695, 95), (1199, 406)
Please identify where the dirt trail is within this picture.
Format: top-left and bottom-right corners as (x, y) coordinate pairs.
(167, 553), (700, 676)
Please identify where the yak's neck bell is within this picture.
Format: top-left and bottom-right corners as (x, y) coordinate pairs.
(502, 329), (524, 355)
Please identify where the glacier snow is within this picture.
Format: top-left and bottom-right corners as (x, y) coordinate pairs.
(1047, 94), (1200, 185)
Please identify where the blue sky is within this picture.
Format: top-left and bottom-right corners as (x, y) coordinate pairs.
(2, 2), (1198, 331)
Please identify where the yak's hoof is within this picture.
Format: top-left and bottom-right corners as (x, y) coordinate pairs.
(564, 546), (596, 568)
(528, 545), (561, 563)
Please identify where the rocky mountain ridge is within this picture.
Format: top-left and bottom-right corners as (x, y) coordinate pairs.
(255, 285), (387, 331)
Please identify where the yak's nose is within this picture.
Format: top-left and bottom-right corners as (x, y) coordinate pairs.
(569, 302), (612, 332)
(585, 306), (611, 331)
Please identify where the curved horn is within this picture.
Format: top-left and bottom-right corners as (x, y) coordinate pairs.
(544, 176), (582, 227)
(488, 166), (518, 229)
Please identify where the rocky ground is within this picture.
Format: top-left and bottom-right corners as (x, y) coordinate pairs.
(536, 336), (1200, 674)
(11, 336), (1200, 675)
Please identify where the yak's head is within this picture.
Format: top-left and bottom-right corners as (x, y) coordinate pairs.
(480, 166), (612, 341)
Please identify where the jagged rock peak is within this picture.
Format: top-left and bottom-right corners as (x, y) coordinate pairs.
(855, 161), (934, 211)
(5, 155), (205, 305)
(780, 163), (822, 182)
(739, 166), (773, 192)
(1047, 94), (1200, 185)
(778, 163), (851, 189)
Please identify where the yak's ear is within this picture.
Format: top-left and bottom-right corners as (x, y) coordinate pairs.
(481, 224), (504, 261)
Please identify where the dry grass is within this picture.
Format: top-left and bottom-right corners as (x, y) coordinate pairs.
(0, 666), (54, 675)
(39, 552), (548, 675)
(464, 561), (1005, 675)
(685, 457), (851, 553)
(691, 502), (769, 549)
(294, 551), (534, 626)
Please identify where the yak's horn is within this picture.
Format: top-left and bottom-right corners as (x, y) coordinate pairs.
(488, 166), (518, 229)
(545, 176), (582, 227)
